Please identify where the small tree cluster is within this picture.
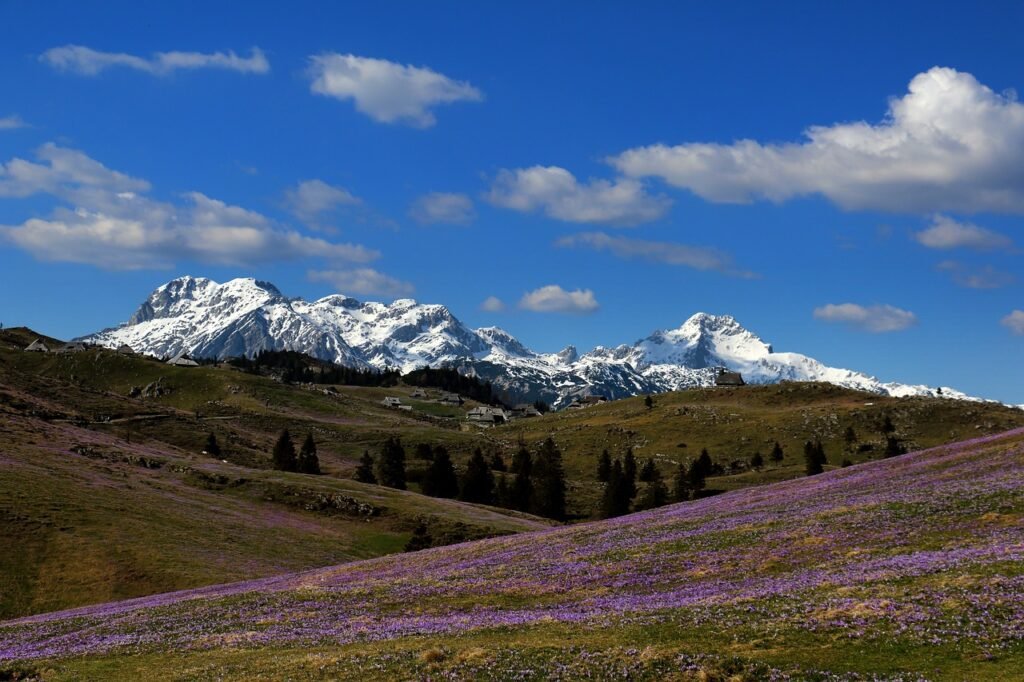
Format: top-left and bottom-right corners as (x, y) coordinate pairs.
(376, 437), (407, 489)
(422, 445), (459, 498)
(804, 439), (827, 475)
(460, 448), (495, 504)
(599, 449), (639, 519)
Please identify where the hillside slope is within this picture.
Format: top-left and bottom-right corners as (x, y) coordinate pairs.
(3, 428), (1022, 680)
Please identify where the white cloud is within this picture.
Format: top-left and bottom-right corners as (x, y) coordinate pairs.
(0, 115), (27, 130)
(936, 261), (1015, 289)
(285, 179), (361, 224)
(611, 67), (1024, 214)
(308, 53), (482, 127)
(486, 166), (671, 226)
(41, 45), (269, 76)
(1001, 310), (1024, 335)
(0, 144), (377, 269)
(914, 215), (1012, 250)
(519, 285), (599, 314)
(409, 192), (475, 225)
(556, 231), (755, 277)
(309, 268), (414, 298)
(480, 296), (505, 312)
(813, 303), (917, 333)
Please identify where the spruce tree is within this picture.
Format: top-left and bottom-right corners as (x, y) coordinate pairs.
(204, 432), (221, 457)
(884, 436), (907, 458)
(750, 451), (764, 470)
(414, 442), (434, 461)
(622, 448), (638, 501)
(804, 439), (826, 475)
(533, 437), (567, 520)
(489, 452), (507, 472)
(422, 445), (459, 498)
(770, 441), (784, 463)
(687, 458), (707, 494)
(596, 449), (612, 482)
(354, 450), (377, 484)
(638, 458), (658, 482)
(495, 474), (511, 508)
(636, 469), (668, 511)
(298, 433), (321, 475)
(272, 429), (297, 472)
(376, 436), (407, 489)
(695, 448), (713, 478)
(460, 448), (495, 504)
(644, 394), (654, 410)
(672, 462), (691, 502)
(510, 443), (534, 513)
(600, 460), (631, 518)
(844, 426), (858, 445)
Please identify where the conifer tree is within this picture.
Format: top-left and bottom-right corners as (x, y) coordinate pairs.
(376, 436), (407, 489)
(636, 468), (669, 511)
(770, 441), (784, 463)
(750, 451), (764, 470)
(672, 462), (691, 502)
(495, 474), (511, 508)
(600, 459), (631, 518)
(272, 429), (297, 472)
(204, 432), (221, 457)
(695, 448), (713, 478)
(414, 442), (434, 461)
(460, 448), (495, 504)
(510, 443), (534, 513)
(354, 450), (376, 484)
(596, 449), (612, 482)
(489, 452), (507, 472)
(298, 433), (321, 475)
(644, 394), (654, 410)
(533, 437), (567, 520)
(687, 458), (707, 494)
(804, 439), (826, 475)
(638, 458), (658, 482)
(622, 448), (638, 501)
(884, 436), (907, 458)
(844, 426), (858, 445)
(422, 445), (459, 498)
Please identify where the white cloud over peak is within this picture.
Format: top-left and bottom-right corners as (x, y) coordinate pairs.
(308, 53), (482, 127)
(519, 285), (599, 314)
(486, 166), (671, 226)
(409, 192), (475, 225)
(914, 215), (1012, 250)
(0, 144), (377, 269)
(0, 115), (28, 130)
(1001, 310), (1024, 335)
(813, 303), (917, 333)
(309, 268), (414, 298)
(285, 179), (361, 224)
(556, 231), (755, 277)
(41, 45), (269, 76)
(480, 296), (505, 312)
(611, 67), (1024, 214)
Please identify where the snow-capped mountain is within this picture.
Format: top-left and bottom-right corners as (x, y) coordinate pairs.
(83, 276), (978, 408)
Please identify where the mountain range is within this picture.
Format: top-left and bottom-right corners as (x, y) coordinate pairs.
(82, 276), (977, 408)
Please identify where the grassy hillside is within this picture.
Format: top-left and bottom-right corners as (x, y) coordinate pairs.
(3, 427), (1022, 680)
(0, 331), (551, 620)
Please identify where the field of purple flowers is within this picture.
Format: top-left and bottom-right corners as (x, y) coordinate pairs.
(2, 427), (1023, 680)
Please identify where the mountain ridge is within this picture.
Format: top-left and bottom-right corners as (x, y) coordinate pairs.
(82, 275), (983, 408)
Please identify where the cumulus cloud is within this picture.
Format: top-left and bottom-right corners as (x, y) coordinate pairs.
(486, 166), (671, 226)
(0, 115), (27, 130)
(611, 67), (1024, 214)
(519, 285), (599, 314)
(409, 192), (475, 225)
(41, 45), (269, 76)
(285, 179), (361, 224)
(480, 296), (505, 312)
(1001, 310), (1024, 335)
(556, 231), (756, 277)
(309, 268), (414, 298)
(308, 53), (482, 127)
(914, 215), (1013, 250)
(0, 144), (377, 269)
(813, 303), (917, 333)
(936, 261), (1015, 289)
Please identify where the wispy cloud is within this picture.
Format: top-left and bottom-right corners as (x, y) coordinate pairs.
(914, 215), (1013, 250)
(308, 53), (482, 127)
(1001, 310), (1024, 335)
(556, 231), (756, 277)
(0, 115), (28, 130)
(486, 166), (670, 226)
(41, 45), (269, 76)
(480, 296), (505, 312)
(0, 144), (376, 269)
(309, 268), (414, 299)
(611, 67), (1024, 214)
(519, 285), (599, 314)
(409, 192), (475, 225)
(813, 303), (917, 333)
(936, 261), (1015, 289)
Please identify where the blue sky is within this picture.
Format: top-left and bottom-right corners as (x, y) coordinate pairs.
(0, 1), (1021, 403)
